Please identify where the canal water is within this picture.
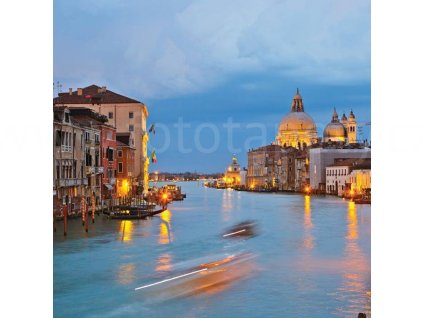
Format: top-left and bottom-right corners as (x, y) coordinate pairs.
(54, 181), (371, 317)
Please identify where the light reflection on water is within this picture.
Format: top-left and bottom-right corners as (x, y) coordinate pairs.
(54, 182), (371, 318)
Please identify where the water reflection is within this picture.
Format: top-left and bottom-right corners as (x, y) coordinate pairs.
(156, 253), (172, 272)
(159, 210), (172, 245)
(335, 201), (371, 316)
(222, 189), (233, 222)
(117, 263), (136, 285)
(303, 195), (314, 250)
(119, 221), (133, 242)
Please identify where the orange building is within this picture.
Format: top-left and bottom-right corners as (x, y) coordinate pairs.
(116, 132), (136, 197)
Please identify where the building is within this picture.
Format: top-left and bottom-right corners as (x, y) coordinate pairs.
(276, 147), (301, 191)
(224, 155), (241, 185)
(247, 144), (284, 189)
(53, 85), (149, 194)
(240, 168), (247, 186)
(276, 89), (319, 148)
(68, 108), (117, 201)
(325, 158), (371, 196)
(350, 168), (371, 194)
(53, 107), (87, 213)
(309, 147), (371, 192)
(116, 132), (136, 197)
(294, 153), (309, 192)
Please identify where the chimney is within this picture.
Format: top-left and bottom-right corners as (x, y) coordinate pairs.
(98, 86), (107, 93)
(69, 88), (73, 95)
(77, 88), (83, 96)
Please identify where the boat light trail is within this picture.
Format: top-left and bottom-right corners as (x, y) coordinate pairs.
(134, 268), (208, 291)
(223, 229), (246, 237)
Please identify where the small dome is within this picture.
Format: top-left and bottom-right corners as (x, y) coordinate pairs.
(349, 110), (356, 119)
(279, 112), (316, 131)
(324, 122), (347, 138)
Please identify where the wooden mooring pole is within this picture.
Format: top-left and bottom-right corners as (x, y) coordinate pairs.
(91, 192), (95, 223)
(85, 203), (89, 233)
(63, 204), (68, 236)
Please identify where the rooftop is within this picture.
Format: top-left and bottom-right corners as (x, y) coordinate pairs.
(53, 84), (144, 105)
(328, 158), (371, 169)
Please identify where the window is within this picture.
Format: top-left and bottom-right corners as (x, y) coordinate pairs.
(85, 131), (90, 142)
(118, 150), (123, 158)
(107, 131), (113, 140)
(64, 112), (70, 123)
(107, 148), (114, 161)
(95, 134), (100, 144)
(118, 162), (123, 173)
(129, 125), (134, 132)
(108, 112), (113, 119)
(129, 112), (133, 119)
(55, 130), (61, 146)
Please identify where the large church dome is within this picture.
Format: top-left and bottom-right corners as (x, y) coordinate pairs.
(279, 112), (316, 131)
(276, 89), (318, 148)
(323, 108), (347, 142)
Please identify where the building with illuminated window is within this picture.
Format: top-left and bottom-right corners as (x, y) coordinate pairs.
(325, 158), (371, 196)
(54, 85), (149, 194)
(116, 132), (136, 197)
(224, 155), (241, 186)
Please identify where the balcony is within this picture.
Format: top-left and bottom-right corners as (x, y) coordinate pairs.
(86, 166), (105, 175)
(61, 145), (71, 152)
(85, 139), (92, 144)
(58, 178), (88, 187)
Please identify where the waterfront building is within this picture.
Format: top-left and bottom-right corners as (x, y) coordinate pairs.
(276, 147), (301, 191)
(116, 132), (136, 197)
(247, 144), (283, 189)
(53, 107), (87, 213)
(69, 108), (117, 201)
(224, 155), (241, 185)
(294, 153), (309, 192)
(349, 168), (371, 194)
(309, 147), (371, 192)
(325, 158), (371, 196)
(276, 89), (319, 148)
(53, 85), (149, 194)
(240, 168), (247, 186)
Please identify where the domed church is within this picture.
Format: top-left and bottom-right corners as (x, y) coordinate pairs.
(276, 89), (319, 148)
(323, 108), (357, 143)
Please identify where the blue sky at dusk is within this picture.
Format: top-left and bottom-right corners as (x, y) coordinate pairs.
(54, 0), (370, 173)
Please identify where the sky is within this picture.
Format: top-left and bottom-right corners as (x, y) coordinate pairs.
(54, 0), (370, 173)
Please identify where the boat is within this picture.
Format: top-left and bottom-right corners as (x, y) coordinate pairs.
(134, 252), (256, 299)
(109, 207), (166, 220)
(222, 220), (258, 238)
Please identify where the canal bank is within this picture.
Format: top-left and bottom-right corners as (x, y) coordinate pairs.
(54, 181), (370, 317)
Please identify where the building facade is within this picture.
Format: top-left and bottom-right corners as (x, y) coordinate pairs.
(116, 132), (136, 197)
(53, 85), (149, 194)
(69, 107), (117, 201)
(224, 155), (241, 186)
(350, 169), (371, 194)
(309, 147), (371, 192)
(247, 144), (283, 189)
(53, 107), (87, 213)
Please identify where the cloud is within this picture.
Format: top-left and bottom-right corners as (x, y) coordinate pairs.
(54, 0), (370, 99)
